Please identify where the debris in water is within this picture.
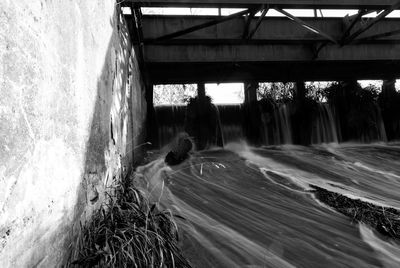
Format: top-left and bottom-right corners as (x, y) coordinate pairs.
(311, 185), (400, 240)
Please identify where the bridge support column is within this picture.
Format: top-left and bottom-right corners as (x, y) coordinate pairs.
(294, 81), (306, 101)
(243, 81), (261, 145)
(292, 81), (312, 145)
(380, 78), (399, 141)
(244, 81), (258, 103)
(197, 83), (206, 100)
(382, 79), (396, 94)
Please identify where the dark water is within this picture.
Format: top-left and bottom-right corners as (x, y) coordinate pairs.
(137, 143), (400, 267)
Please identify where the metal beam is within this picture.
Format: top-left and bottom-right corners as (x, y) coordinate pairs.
(129, 16), (400, 44)
(123, 0), (398, 9)
(275, 8), (338, 44)
(344, 0), (400, 44)
(247, 8), (269, 39)
(242, 8), (258, 39)
(149, 8), (252, 42)
(340, 10), (367, 44)
(355, 28), (400, 42)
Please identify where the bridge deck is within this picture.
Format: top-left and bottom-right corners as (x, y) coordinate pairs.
(139, 16), (400, 44)
(124, 1), (400, 83)
(124, 0), (398, 9)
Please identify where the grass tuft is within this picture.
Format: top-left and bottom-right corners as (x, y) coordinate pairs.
(70, 174), (191, 268)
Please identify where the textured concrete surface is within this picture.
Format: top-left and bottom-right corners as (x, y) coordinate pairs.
(0, 0), (146, 267)
(123, 0), (396, 9)
(138, 16), (400, 42)
(127, 14), (400, 83)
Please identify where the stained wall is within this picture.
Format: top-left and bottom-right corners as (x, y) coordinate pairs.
(0, 1), (146, 266)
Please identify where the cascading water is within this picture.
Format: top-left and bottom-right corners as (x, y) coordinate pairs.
(261, 103), (293, 145)
(154, 105), (186, 147)
(154, 99), (390, 148)
(311, 103), (338, 144)
(374, 103), (388, 142)
(277, 103), (293, 144)
(215, 105), (244, 144)
(351, 103), (388, 143)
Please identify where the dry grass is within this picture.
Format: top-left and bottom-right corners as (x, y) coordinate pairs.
(70, 174), (191, 268)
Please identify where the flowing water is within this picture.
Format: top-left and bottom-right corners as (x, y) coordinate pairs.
(311, 104), (338, 144)
(137, 142), (400, 268)
(155, 105), (187, 146)
(155, 100), (388, 147)
(155, 103), (340, 147)
(149, 101), (400, 267)
(216, 105), (244, 145)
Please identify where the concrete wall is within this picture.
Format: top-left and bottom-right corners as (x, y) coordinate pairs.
(0, 1), (146, 267)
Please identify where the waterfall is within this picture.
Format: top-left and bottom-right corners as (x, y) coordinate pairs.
(355, 103), (388, 143)
(154, 100), (389, 148)
(376, 104), (388, 142)
(155, 105), (186, 147)
(216, 105), (244, 144)
(311, 103), (338, 144)
(155, 102), (224, 149)
(278, 104), (293, 144)
(261, 103), (293, 145)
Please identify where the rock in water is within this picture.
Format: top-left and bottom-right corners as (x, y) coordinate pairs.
(165, 133), (193, 166)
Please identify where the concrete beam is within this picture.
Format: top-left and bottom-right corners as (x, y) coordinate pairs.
(133, 16), (400, 64)
(131, 16), (400, 43)
(146, 61), (400, 83)
(144, 43), (400, 62)
(124, 0), (398, 9)
(125, 14), (400, 83)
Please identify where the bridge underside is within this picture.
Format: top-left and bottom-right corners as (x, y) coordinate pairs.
(123, 0), (398, 9)
(146, 61), (400, 84)
(125, 0), (400, 83)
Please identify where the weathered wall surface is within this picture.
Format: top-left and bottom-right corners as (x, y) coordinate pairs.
(0, 0), (146, 266)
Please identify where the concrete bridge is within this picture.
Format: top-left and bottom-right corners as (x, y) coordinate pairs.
(124, 0), (400, 84)
(2, 1), (400, 265)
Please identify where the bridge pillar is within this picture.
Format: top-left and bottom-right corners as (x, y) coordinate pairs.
(145, 83), (154, 110)
(292, 81), (312, 145)
(244, 81), (258, 103)
(382, 79), (396, 94)
(197, 83), (206, 100)
(294, 81), (306, 101)
(379, 78), (399, 141)
(343, 79), (359, 92)
(243, 81), (261, 145)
